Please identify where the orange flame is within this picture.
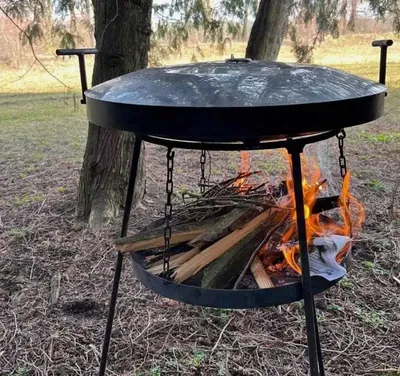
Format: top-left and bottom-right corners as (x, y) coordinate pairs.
(234, 151), (251, 189)
(277, 151), (365, 274)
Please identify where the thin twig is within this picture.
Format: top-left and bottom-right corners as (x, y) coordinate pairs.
(211, 316), (234, 354)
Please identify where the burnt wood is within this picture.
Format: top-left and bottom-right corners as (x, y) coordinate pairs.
(85, 60), (386, 142)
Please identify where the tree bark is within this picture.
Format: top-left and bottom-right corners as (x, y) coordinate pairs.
(245, 0), (292, 60)
(76, 0), (152, 227)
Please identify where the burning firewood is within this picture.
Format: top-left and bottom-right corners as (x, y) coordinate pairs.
(115, 163), (361, 291)
(189, 207), (254, 248)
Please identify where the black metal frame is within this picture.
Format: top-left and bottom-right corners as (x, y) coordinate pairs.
(99, 133), (331, 376)
(55, 48), (97, 103)
(372, 39), (393, 85)
(54, 39), (393, 376)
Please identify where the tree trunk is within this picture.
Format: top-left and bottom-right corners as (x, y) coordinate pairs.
(347, 0), (358, 31)
(76, 0), (152, 228)
(245, 0), (292, 60)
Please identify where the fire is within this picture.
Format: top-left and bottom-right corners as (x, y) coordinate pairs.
(234, 150), (365, 275)
(234, 151), (251, 189)
(276, 151), (365, 274)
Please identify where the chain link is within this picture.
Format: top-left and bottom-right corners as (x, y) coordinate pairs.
(336, 129), (351, 235)
(200, 150), (207, 194)
(164, 148), (175, 274)
(336, 129), (347, 179)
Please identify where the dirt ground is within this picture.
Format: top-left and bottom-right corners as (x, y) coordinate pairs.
(1, 106), (400, 375)
(1, 36), (400, 376)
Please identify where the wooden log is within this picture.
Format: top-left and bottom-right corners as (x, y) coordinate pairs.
(201, 226), (269, 289)
(147, 247), (200, 275)
(115, 218), (217, 253)
(250, 256), (274, 289)
(115, 229), (206, 253)
(146, 252), (184, 268)
(189, 207), (254, 248)
(172, 207), (285, 283)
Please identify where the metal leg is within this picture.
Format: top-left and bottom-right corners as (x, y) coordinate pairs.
(289, 150), (321, 376)
(314, 300), (325, 376)
(98, 137), (143, 376)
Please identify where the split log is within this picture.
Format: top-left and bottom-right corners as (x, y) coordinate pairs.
(189, 207), (254, 248)
(233, 212), (290, 288)
(173, 207), (286, 283)
(115, 229), (206, 253)
(201, 226), (270, 289)
(146, 252), (184, 268)
(250, 257), (274, 288)
(147, 247), (201, 275)
(115, 218), (217, 253)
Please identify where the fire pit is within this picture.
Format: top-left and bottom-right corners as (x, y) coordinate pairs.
(59, 40), (392, 376)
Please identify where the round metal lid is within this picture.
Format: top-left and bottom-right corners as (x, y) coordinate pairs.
(85, 60), (386, 142)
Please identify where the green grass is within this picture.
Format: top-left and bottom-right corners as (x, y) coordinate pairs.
(354, 306), (389, 329)
(362, 260), (375, 270)
(7, 228), (27, 240)
(368, 179), (387, 192)
(339, 277), (354, 289)
(192, 350), (206, 367)
(0, 93), (87, 165)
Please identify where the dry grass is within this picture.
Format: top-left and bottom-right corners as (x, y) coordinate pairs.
(1, 34), (400, 375)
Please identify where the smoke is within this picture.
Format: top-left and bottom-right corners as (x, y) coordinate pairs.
(305, 138), (342, 197)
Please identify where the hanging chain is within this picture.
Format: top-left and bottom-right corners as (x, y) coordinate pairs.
(200, 149), (207, 194)
(164, 148), (175, 275)
(336, 129), (352, 236)
(336, 129), (347, 179)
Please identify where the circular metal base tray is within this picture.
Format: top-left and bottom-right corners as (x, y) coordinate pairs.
(130, 253), (342, 309)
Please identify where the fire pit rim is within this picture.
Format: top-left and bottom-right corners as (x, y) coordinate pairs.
(130, 252), (342, 309)
(85, 60), (386, 143)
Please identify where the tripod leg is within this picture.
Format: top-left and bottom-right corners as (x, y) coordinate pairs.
(314, 300), (325, 376)
(289, 150), (320, 376)
(98, 137), (143, 376)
